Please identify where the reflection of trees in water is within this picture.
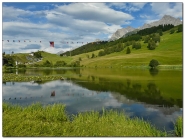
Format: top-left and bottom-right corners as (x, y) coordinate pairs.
(72, 68), (80, 74)
(145, 83), (161, 96)
(91, 76), (95, 81)
(149, 68), (159, 76)
(132, 83), (141, 93)
(55, 70), (67, 74)
(3, 69), (15, 74)
(18, 69), (26, 74)
(3, 82), (6, 85)
(74, 77), (182, 107)
(127, 79), (131, 88)
(43, 69), (53, 75)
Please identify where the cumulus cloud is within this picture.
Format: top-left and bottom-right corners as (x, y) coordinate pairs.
(54, 3), (134, 25)
(150, 2), (182, 18)
(2, 6), (35, 22)
(106, 2), (126, 9)
(108, 2), (146, 12)
(140, 14), (150, 19)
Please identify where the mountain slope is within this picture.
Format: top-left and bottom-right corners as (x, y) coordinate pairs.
(109, 26), (135, 41)
(109, 15), (182, 41)
(72, 27), (182, 68)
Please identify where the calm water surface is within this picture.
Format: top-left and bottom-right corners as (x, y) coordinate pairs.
(2, 68), (183, 132)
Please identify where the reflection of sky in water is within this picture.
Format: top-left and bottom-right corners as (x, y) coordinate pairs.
(2, 80), (182, 132)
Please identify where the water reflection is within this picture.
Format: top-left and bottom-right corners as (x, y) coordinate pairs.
(51, 91), (55, 97)
(149, 68), (159, 76)
(74, 78), (182, 108)
(3, 68), (81, 76)
(2, 68), (182, 133)
(2, 80), (182, 132)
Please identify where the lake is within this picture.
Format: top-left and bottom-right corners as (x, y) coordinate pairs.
(2, 68), (183, 132)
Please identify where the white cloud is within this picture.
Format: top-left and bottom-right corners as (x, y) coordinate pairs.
(106, 2), (127, 9)
(2, 3), (131, 54)
(54, 3), (134, 25)
(145, 19), (158, 24)
(150, 2), (182, 19)
(108, 2), (147, 12)
(2, 6), (33, 21)
(140, 14), (150, 19)
(131, 2), (146, 9)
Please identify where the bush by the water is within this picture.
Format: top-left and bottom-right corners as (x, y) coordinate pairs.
(149, 59), (159, 68)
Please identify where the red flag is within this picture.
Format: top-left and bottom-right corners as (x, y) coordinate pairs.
(50, 41), (54, 47)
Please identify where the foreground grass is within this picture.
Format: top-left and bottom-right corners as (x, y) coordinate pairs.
(3, 102), (167, 137)
(174, 116), (183, 137)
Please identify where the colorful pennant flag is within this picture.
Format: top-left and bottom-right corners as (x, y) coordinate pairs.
(50, 41), (54, 47)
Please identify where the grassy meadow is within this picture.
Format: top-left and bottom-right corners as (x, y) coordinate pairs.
(3, 102), (168, 137)
(72, 30), (182, 68)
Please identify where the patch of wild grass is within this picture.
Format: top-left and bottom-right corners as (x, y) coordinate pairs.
(3, 102), (167, 137)
(174, 116), (183, 137)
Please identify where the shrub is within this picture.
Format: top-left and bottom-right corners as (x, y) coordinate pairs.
(170, 29), (175, 34)
(126, 47), (131, 54)
(147, 40), (156, 50)
(149, 59), (159, 68)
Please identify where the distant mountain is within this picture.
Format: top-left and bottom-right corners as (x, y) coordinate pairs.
(109, 15), (182, 41)
(56, 50), (64, 55)
(109, 26), (135, 41)
(138, 15), (182, 30)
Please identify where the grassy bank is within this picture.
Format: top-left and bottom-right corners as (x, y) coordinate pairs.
(3, 73), (64, 82)
(3, 102), (168, 137)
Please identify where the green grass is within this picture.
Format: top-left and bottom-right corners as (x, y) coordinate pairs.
(3, 73), (65, 82)
(3, 102), (167, 137)
(174, 116), (183, 137)
(77, 31), (182, 68)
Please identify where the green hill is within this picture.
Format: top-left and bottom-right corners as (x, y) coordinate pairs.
(71, 26), (182, 68)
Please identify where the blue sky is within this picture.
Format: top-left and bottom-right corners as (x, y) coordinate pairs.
(2, 2), (183, 54)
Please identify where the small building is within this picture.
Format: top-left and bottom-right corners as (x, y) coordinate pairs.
(29, 52), (34, 56)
